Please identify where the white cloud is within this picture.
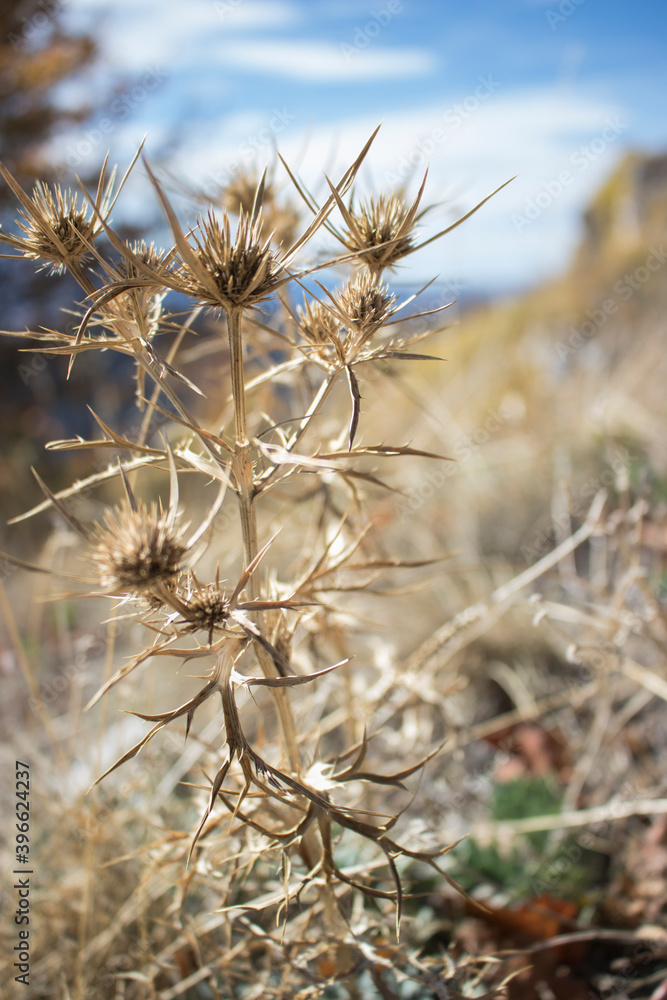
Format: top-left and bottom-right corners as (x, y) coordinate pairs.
(172, 85), (627, 290)
(62, 1), (303, 74)
(208, 1), (301, 30)
(53, 0), (633, 291)
(218, 39), (438, 81)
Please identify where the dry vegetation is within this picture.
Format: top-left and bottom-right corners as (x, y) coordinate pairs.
(0, 133), (666, 999)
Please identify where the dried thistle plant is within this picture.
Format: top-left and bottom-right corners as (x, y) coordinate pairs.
(0, 129), (513, 998)
(0, 151), (139, 283)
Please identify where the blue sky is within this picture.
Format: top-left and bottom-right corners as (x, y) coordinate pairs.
(52, 0), (667, 294)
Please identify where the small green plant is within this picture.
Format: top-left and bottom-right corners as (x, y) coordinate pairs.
(454, 777), (563, 893)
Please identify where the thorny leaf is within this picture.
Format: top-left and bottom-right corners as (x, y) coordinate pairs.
(345, 365), (362, 450)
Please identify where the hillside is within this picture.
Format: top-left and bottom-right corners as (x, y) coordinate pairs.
(381, 150), (667, 570)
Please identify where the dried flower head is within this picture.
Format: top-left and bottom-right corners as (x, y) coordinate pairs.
(176, 207), (284, 311)
(223, 171), (267, 216)
(293, 274), (397, 377)
(105, 240), (170, 340)
(0, 153), (133, 276)
(179, 574), (230, 638)
(334, 271), (396, 351)
(223, 171), (301, 250)
(148, 132), (387, 319)
(342, 192), (419, 274)
(296, 297), (341, 361)
(90, 500), (187, 593)
(0, 182), (101, 274)
(115, 239), (170, 284)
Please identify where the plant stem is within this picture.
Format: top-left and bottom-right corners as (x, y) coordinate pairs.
(226, 307), (248, 446)
(225, 306), (303, 776)
(226, 307), (257, 574)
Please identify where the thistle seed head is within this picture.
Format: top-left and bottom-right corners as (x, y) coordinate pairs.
(335, 272), (396, 348)
(90, 501), (187, 593)
(115, 240), (170, 284)
(180, 577), (230, 637)
(178, 208), (284, 311)
(296, 298), (341, 360)
(7, 183), (100, 274)
(223, 172), (267, 216)
(110, 241), (169, 339)
(343, 193), (416, 274)
(223, 170), (300, 250)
